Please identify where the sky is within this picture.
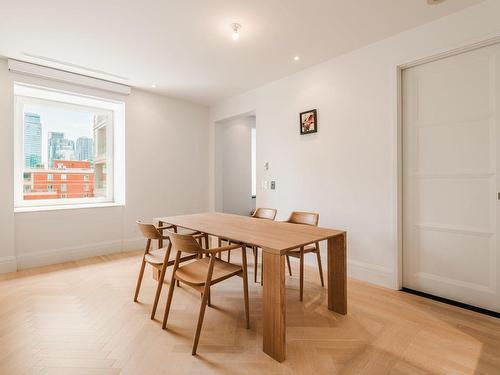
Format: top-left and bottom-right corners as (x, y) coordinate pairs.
(24, 103), (94, 167)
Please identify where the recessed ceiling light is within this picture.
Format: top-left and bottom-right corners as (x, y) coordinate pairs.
(294, 56), (300, 61)
(151, 84), (156, 88)
(231, 23), (241, 41)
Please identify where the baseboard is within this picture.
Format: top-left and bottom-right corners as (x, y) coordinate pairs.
(348, 259), (394, 289)
(291, 251), (396, 289)
(122, 237), (144, 252)
(8, 238), (396, 291)
(15, 237), (143, 270)
(0, 256), (17, 273)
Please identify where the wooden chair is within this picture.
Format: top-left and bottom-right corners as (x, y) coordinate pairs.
(248, 208), (277, 283)
(134, 221), (207, 320)
(218, 208), (277, 283)
(162, 231), (249, 356)
(285, 211), (324, 301)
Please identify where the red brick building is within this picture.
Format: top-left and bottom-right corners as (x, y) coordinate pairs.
(24, 160), (94, 200)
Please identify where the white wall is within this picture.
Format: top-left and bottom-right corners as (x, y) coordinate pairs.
(209, 0), (500, 289)
(215, 116), (255, 215)
(0, 60), (209, 271)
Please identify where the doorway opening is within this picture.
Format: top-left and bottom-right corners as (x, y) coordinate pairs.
(214, 114), (256, 216)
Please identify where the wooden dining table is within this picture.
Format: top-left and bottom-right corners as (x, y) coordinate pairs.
(156, 212), (347, 362)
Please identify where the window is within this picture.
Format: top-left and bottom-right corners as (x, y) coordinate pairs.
(251, 127), (256, 197)
(14, 83), (125, 210)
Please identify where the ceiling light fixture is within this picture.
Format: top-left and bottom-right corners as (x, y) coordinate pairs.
(151, 84), (156, 88)
(294, 56), (300, 61)
(231, 23), (241, 41)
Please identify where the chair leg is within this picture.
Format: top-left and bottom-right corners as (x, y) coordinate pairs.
(241, 245), (250, 329)
(192, 254), (215, 356)
(316, 248), (325, 287)
(227, 250), (231, 262)
(253, 246), (258, 283)
(162, 252), (181, 329)
(192, 287), (210, 355)
(133, 260), (146, 302)
(299, 247), (304, 301)
(162, 278), (176, 329)
(134, 239), (151, 302)
(286, 255), (292, 276)
(151, 243), (172, 319)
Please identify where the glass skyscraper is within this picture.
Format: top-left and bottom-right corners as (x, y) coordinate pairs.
(76, 137), (94, 161)
(48, 132), (75, 167)
(24, 113), (42, 168)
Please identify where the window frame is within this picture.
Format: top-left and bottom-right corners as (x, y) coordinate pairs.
(14, 83), (125, 211)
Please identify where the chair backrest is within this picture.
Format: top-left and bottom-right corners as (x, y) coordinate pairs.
(136, 221), (163, 240)
(168, 231), (204, 255)
(253, 207), (277, 220)
(287, 211), (319, 226)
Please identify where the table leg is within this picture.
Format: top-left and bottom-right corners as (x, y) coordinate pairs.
(327, 233), (347, 314)
(262, 249), (286, 362)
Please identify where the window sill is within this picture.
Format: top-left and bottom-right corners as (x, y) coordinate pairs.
(14, 202), (125, 213)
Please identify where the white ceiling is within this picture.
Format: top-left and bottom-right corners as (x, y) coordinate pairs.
(0, 0), (484, 105)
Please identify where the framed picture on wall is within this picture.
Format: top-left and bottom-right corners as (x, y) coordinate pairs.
(299, 109), (317, 134)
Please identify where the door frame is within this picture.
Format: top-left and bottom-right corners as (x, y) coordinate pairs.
(395, 35), (500, 289)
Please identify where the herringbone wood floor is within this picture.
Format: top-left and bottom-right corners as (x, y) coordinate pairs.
(1, 250), (499, 375)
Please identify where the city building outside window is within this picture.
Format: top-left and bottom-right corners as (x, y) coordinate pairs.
(14, 83), (125, 210)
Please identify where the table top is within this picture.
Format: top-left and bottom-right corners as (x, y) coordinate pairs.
(157, 212), (345, 255)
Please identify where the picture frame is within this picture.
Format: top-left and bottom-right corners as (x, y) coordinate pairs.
(299, 109), (317, 135)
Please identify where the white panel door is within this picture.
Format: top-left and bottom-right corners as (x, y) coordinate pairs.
(402, 43), (500, 312)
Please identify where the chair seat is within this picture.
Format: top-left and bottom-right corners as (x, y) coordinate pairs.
(287, 244), (318, 258)
(145, 248), (169, 264)
(175, 257), (242, 286)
